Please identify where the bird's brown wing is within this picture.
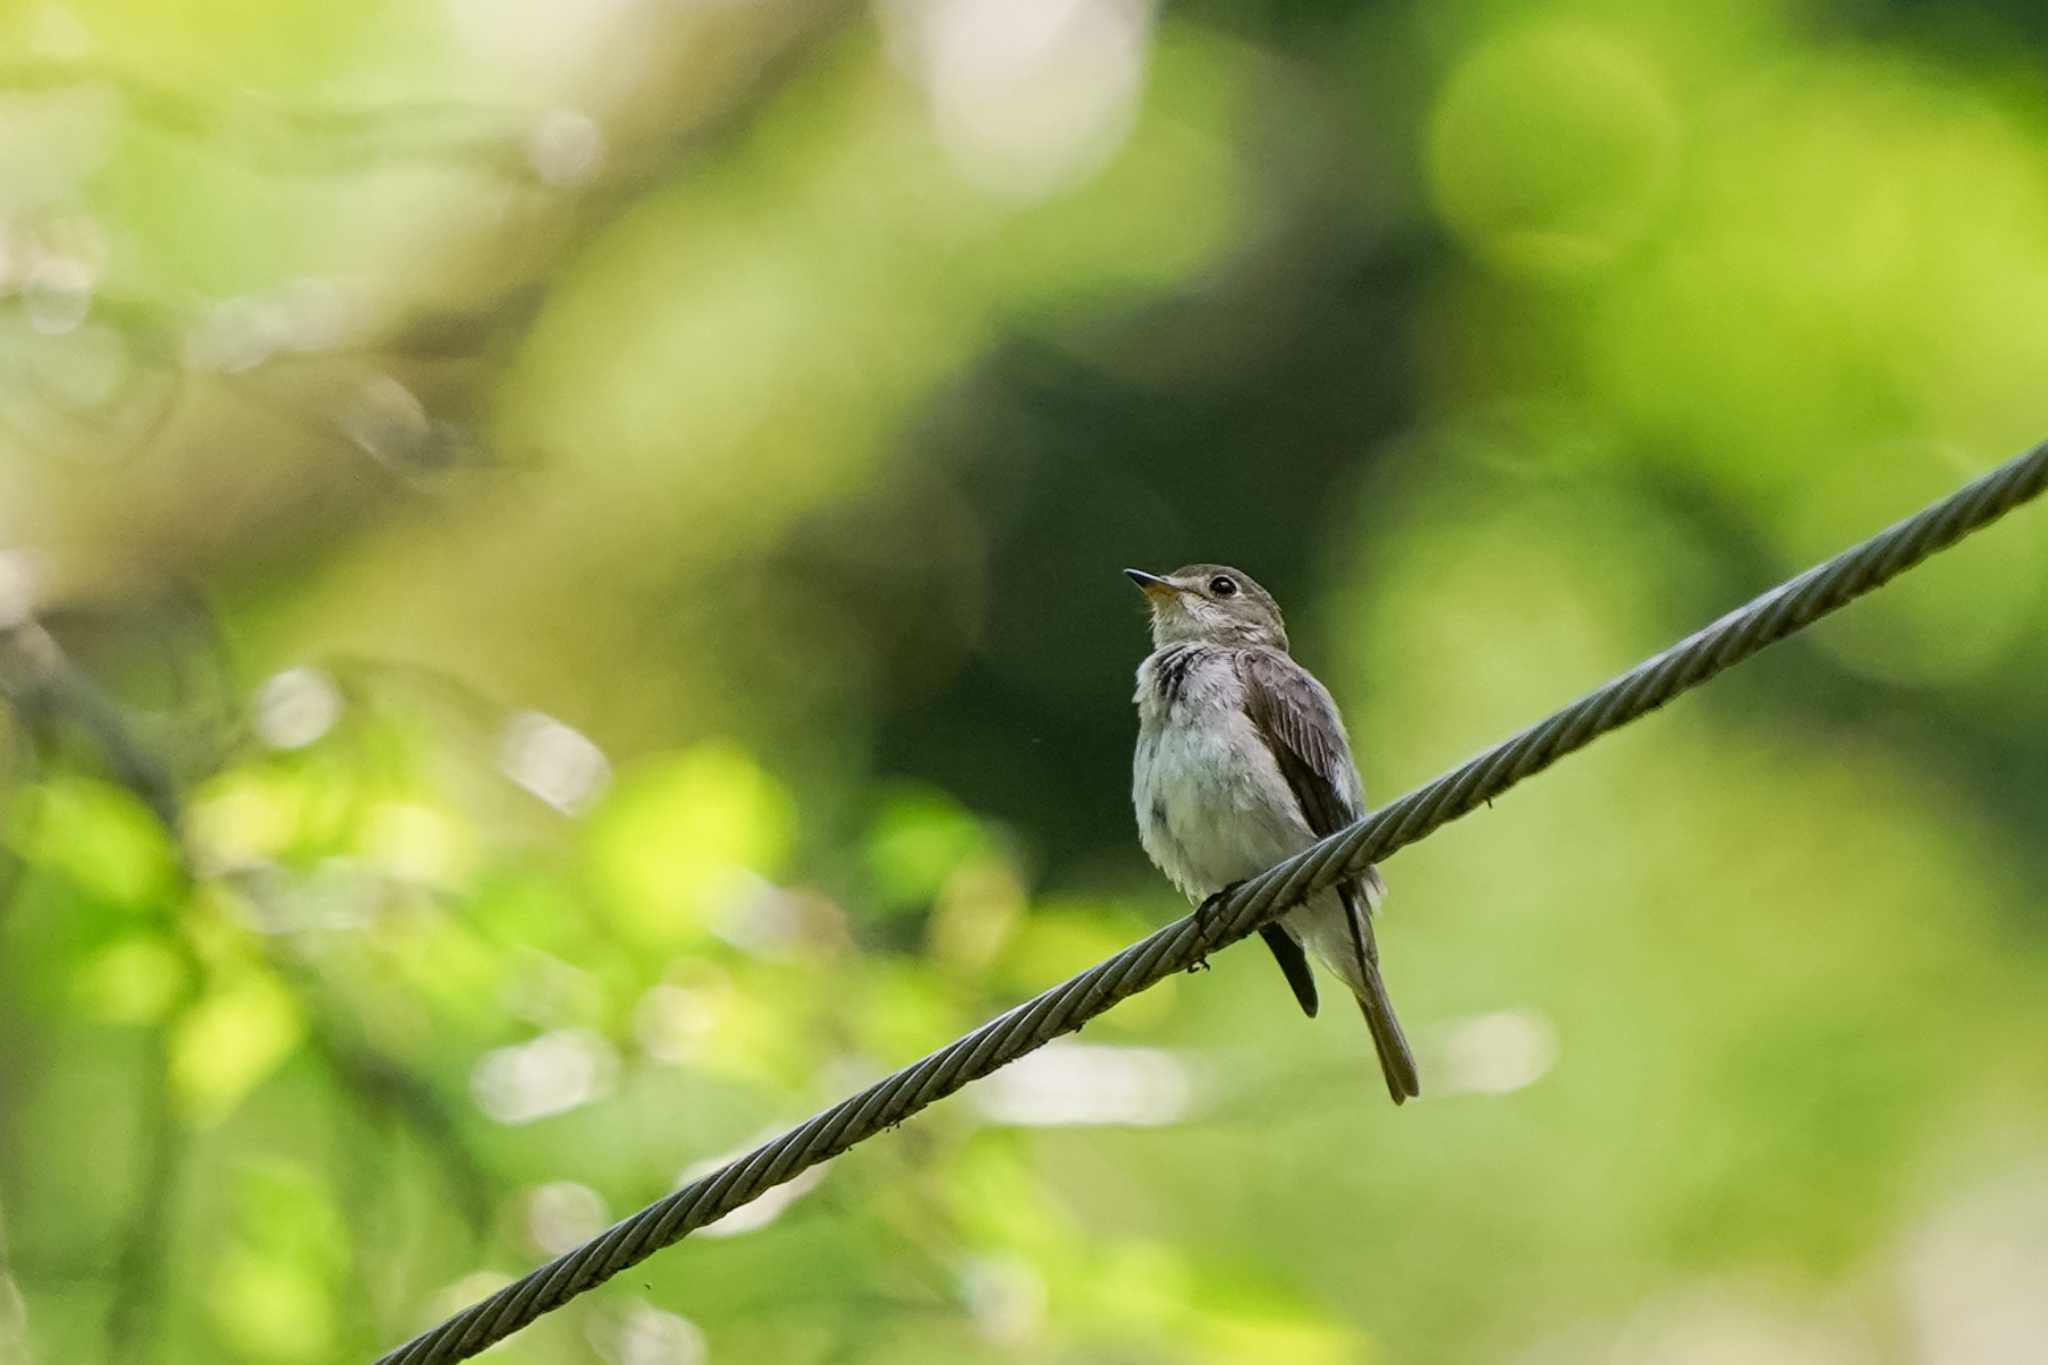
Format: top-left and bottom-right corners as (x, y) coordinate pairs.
(1238, 649), (1419, 1102)
(1236, 648), (1362, 839)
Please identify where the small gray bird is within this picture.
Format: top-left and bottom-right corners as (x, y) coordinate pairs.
(1128, 564), (1419, 1103)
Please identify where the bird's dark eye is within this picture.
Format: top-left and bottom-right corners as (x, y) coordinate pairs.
(1208, 575), (1238, 597)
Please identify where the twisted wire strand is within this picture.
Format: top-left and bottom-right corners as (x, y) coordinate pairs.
(376, 443), (2048, 1365)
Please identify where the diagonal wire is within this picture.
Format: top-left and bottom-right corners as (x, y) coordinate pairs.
(375, 442), (2048, 1365)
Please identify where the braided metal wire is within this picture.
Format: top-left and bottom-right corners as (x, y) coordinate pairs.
(376, 443), (2048, 1365)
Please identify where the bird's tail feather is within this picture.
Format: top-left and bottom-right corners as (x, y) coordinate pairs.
(1338, 881), (1419, 1104)
(1354, 957), (1420, 1104)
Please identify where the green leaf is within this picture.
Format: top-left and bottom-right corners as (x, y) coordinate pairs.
(863, 785), (988, 914)
(170, 969), (307, 1124)
(71, 932), (190, 1024)
(8, 778), (177, 910)
(207, 1248), (338, 1365)
(582, 742), (796, 948)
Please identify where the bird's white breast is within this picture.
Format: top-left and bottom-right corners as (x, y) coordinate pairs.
(1132, 649), (1317, 901)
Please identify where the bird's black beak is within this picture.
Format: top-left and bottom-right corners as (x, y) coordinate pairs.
(1125, 568), (1178, 600)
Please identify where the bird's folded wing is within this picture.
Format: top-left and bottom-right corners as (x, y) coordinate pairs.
(1235, 647), (1362, 839)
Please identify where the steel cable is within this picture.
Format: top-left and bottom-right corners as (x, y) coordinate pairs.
(375, 442), (2048, 1364)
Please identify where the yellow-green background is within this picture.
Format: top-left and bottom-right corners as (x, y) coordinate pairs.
(1, 1), (2045, 1361)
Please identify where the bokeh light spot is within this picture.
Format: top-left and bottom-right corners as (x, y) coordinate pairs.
(501, 710), (612, 815)
(255, 666), (343, 751)
(471, 1028), (618, 1124)
(524, 1180), (609, 1256)
(588, 1303), (707, 1365)
(972, 1040), (1197, 1126)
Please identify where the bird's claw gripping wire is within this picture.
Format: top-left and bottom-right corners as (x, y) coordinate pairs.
(1189, 879), (1246, 967)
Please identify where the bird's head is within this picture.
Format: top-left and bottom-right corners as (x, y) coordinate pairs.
(1125, 564), (1288, 651)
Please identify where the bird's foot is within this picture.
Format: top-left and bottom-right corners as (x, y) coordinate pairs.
(1191, 880), (1245, 957)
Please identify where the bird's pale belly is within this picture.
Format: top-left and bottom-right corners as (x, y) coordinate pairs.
(1135, 709), (1315, 902)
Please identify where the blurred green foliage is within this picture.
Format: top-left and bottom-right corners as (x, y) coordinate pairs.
(1, 1), (2046, 1363)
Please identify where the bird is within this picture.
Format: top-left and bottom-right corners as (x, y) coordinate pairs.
(1127, 564), (1419, 1103)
